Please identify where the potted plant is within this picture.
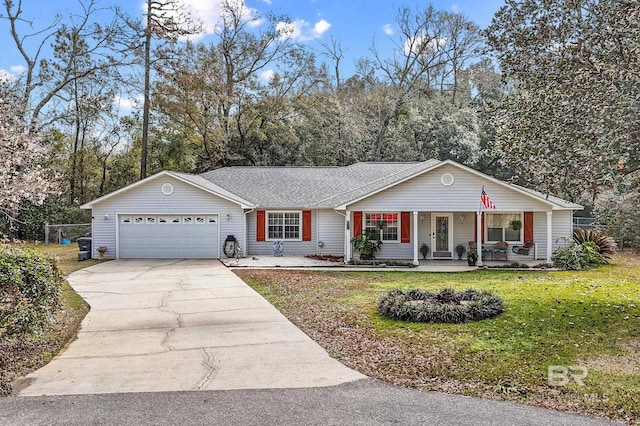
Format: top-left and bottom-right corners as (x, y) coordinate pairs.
(351, 230), (382, 260)
(455, 244), (466, 260)
(97, 246), (108, 259)
(420, 243), (429, 260)
(510, 219), (522, 231)
(467, 248), (478, 266)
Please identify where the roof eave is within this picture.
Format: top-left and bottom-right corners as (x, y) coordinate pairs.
(80, 171), (256, 209)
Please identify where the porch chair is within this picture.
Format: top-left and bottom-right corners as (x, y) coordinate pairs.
(512, 242), (534, 255)
(493, 241), (509, 261)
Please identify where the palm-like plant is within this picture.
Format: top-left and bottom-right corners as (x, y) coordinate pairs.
(573, 229), (616, 262)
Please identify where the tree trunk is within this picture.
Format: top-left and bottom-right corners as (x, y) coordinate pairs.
(141, 3), (152, 180)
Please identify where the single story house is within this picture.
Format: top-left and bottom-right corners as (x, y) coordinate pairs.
(80, 159), (583, 265)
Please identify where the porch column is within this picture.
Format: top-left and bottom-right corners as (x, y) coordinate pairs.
(546, 211), (553, 263)
(476, 211), (483, 266)
(345, 210), (351, 263)
(412, 211), (419, 266)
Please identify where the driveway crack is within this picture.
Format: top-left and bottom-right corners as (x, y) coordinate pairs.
(197, 348), (218, 390)
(158, 291), (181, 351)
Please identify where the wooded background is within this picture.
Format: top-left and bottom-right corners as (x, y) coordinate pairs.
(1, 0), (638, 246)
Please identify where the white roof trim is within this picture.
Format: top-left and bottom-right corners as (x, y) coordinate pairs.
(80, 171), (255, 209)
(336, 160), (580, 211)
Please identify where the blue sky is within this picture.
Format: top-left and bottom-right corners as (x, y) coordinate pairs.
(0, 0), (505, 81)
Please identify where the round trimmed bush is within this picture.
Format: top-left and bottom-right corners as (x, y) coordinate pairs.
(378, 288), (504, 323)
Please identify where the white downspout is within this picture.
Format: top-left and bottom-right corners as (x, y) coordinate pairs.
(412, 211), (419, 266)
(243, 207), (255, 258)
(546, 211), (553, 263)
(334, 209), (348, 263)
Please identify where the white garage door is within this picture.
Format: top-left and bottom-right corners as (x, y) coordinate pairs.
(118, 214), (219, 258)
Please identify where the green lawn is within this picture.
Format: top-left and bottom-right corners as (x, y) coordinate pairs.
(236, 253), (640, 424)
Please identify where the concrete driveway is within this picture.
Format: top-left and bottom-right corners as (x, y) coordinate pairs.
(16, 259), (364, 396)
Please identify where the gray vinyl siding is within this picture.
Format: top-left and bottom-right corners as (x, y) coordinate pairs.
(247, 209), (333, 256)
(351, 212), (473, 260)
(346, 164), (552, 212)
(317, 209), (345, 256)
(453, 213), (475, 257)
(90, 176), (244, 259)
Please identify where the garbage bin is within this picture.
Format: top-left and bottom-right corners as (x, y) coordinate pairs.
(77, 237), (92, 260)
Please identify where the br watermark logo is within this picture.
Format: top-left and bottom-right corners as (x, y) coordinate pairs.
(547, 365), (588, 387)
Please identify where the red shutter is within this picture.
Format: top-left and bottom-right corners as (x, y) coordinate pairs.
(474, 213), (486, 243)
(256, 210), (265, 241)
(401, 211), (411, 243)
(302, 210), (312, 241)
(524, 212), (534, 243)
(353, 211), (363, 237)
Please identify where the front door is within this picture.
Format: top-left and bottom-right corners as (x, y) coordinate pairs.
(431, 213), (453, 258)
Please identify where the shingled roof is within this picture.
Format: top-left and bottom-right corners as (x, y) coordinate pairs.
(197, 160), (582, 210)
(198, 160), (440, 208)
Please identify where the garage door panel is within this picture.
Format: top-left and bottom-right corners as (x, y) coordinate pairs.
(119, 214), (219, 258)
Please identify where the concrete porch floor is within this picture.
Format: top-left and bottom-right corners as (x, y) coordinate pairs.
(221, 256), (548, 272)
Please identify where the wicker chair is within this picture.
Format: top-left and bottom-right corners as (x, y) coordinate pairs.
(512, 242), (534, 255)
(493, 241), (509, 261)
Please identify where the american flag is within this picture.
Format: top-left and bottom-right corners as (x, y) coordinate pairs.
(481, 188), (497, 210)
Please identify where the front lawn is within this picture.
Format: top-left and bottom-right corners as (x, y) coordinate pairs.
(236, 253), (640, 424)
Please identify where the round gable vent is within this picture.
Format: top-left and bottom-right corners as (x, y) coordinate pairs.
(440, 173), (455, 187)
(161, 183), (174, 195)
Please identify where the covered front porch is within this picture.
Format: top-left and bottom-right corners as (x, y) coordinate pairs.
(343, 210), (557, 266)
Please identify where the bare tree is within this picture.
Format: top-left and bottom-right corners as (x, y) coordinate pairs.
(1, 0), (132, 132)
(366, 4), (480, 160)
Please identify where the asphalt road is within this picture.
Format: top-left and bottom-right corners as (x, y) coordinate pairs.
(0, 379), (620, 426)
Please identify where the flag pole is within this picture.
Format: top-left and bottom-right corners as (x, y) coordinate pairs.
(476, 184), (484, 266)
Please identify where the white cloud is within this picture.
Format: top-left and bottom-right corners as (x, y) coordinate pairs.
(312, 19), (331, 37)
(382, 24), (394, 36)
(451, 4), (459, 12)
(404, 34), (447, 56)
(113, 95), (143, 110)
(260, 69), (275, 81)
(0, 69), (14, 82)
(277, 18), (331, 41)
(142, 0), (261, 41)
(259, 0), (272, 4)
(9, 65), (26, 74)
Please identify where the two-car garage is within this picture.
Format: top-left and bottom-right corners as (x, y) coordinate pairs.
(118, 214), (220, 258)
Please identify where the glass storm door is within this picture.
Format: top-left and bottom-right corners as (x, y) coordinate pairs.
(432, 214), (453, 258)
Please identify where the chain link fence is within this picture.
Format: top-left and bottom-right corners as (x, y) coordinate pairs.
(44, 223), (91, 245)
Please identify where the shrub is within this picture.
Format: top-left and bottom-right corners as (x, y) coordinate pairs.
(573, 229), (616, 262)
(552, 245), (588, 270)
(378, 288), (505, 323)
(0, 246), (63, 337)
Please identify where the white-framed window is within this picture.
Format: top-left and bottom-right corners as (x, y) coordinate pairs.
(121, 216), (132, 224)
(158, 216), (168, 224)
(485, 212), (523, 243)
(267, 211), (301, 240)
(134, 216), (144, 224)
(183, 216), (193, 224)
(195, 216), (205, 224)
(170, 216), (181, 224)
(207, 216), (217, 224)
(146, 216), (156, 224)
(364, 212), (399, 242)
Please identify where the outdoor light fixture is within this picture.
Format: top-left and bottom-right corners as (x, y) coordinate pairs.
(226, 213), (231, 221)
(459, 214), (464, 223)
(104, 214), (110, 220)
